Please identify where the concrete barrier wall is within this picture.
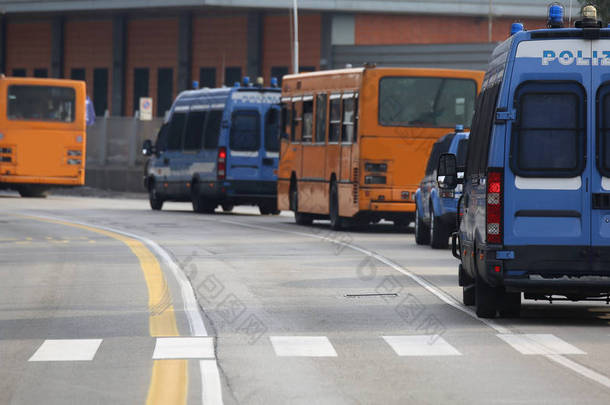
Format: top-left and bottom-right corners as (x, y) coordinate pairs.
(85, 116), (163, 192)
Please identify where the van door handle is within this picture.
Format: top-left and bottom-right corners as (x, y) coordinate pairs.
(163, 158), (170, 165)
(262, 158), (273, 166)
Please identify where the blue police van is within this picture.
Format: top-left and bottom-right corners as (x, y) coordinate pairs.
(142, 79), (281, 214)
(415, 127), (468, 249)
(438, 5), (610, 318)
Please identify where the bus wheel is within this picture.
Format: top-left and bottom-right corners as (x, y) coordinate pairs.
(18, 185), (48, 198)
(414, 205), (430, 245)
(291, 186), (313, 225)
(429, 207), (449, 249)
(221, 203), (234, 212)
(329, 181), (344, 230)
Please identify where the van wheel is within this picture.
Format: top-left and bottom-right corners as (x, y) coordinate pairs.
(429, 207), (449, 249)
(329, 181), (344, 230)
(259, 201), (279, 215)
(192, 187), (216, 214)
(18, 185), (48, 198)
(414, 205), (430, 245)
(475, 272), (498, 318)
(498, 290), (521, 318)
(291, 186), (313, 225)
(463, 285), (475, 306)
(149, 185), (163, 211)
(221, 203), (234, 213)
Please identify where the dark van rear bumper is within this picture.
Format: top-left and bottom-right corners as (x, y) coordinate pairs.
(202, 179), (277, 203)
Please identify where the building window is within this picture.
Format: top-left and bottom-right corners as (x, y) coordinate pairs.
(70, 68), (86, 81)
(300, 66), (315, 73)
(93, 68), (108, 117)
(271, 66), (289, 85)
(34, 68), (48, 78)
(199, 67), (216, 88)
(157, 68), (173, 117)
(12, 69), (26, 77)
(133, 68), (149, 114)
(225, 67), (242, 87)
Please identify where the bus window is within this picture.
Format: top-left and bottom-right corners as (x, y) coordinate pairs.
(184, 110), (207, 151)
(7, 85), (76, 123)
(265, 108), (280, 152)
(231, 111), (261, 151)
(315, 94), (327, 143)
(291, 101), (301, 142)
(378, 77), (476, 128)
(204, 110), (223, 149)
(329, 97), (341, 143)
(342, 96), (356, 143)
(281, 104), (291, 140)
(167, 112), (187, 151)
(302, 98), (313, 143)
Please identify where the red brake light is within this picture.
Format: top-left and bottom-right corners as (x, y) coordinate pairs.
(218, 149), (227, 160)
(217, 147), (227, 180)
(486, 169), (503, 244)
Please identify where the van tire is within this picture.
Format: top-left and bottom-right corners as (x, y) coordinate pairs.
(415, 205), (430, 245)
(18, 185), (48, 198)
(329, 181), (344, 230)
(429, 208), (448, 249)
(148, 183), (163, 211)
(463, 285), (475, 306)
(259, 201), (279, 215)
(221, 203), (234, 212)
(498, 291), (521, 318)
(192, 186), (216, 214)
(475, 272), (498, 318)
(291, 185), (313, 225)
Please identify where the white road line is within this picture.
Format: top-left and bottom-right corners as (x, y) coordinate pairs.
(383, 335), (462, 356)
(29, 339), (102, 362)
(24, 214), (223, 405)
(270, 336), (338, 357)
(497, 334), (586, 355)
(215, 218), (610, 390)
(153, 337), (215, 359)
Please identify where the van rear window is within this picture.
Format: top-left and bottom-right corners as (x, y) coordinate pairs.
(230, 111), (260, 151)
(379, 77), (476, 128)
(511, 85), (585, 177)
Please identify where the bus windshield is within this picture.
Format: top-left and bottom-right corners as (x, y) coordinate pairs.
(379, 77), (476, 128)
(7, 85), (76, 123)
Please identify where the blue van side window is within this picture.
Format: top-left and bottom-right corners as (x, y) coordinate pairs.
(167, 112), (187, 151)
(230, 111), (260, 151)
(265, 108), (280, 152)
(155, 123), (169, 152)
(511, 82), (585, 177)
(204, 110), (222, 149)
(184, 111), (206, 151)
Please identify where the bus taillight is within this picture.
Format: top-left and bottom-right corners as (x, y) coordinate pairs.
(217, 147), (227, 180)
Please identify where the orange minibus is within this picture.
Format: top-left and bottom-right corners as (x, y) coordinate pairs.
(277, 66), (484, 229)
(0, 76), (87, 197)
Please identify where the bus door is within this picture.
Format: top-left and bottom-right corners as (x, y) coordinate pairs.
(327, 93), (342, 192)
(300, 94), (326, 213)
(340, 93), (358, 214)
(262, 106), (281, 181)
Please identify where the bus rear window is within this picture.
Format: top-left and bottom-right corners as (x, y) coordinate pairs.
(8, 85), (76, 123)
(230, 111), (260, 151)
(379, 77), (476, 128)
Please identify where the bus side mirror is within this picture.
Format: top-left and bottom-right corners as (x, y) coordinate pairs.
(142, 139), (155, 157)
(437, 153), (458, 190)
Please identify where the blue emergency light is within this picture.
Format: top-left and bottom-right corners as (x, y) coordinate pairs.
(455, 124), (464, 132)
(548, 3), (564, 28)
(270, 77), (279, 88)
(510, 22), (524, 35)
(242, 76), (250, 87)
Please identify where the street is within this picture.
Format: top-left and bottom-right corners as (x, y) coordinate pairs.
(1, 193), (609, 404)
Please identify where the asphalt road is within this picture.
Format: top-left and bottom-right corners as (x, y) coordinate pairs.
(1, 192), (610, 405)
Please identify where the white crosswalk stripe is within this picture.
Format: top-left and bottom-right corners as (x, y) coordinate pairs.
(497, 334), (586, 355)
(29, 339), (103, 362)
(383, 335), (462, 356)
(152, 337), (215, 359)
(270, 336), (338, 357)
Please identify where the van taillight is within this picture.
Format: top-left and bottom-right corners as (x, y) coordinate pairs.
(486, 169), (503, 244)
(217, 147), (227, 180)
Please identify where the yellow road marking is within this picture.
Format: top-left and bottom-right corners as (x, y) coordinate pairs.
(19, 215), (187, 405)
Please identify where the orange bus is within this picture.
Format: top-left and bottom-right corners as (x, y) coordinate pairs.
(0, 76), (87, 197)
(277, 66), (484, 229)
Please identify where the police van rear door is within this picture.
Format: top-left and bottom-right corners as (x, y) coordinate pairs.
(229, 108), (262, 181)
(503, 39), (592, 250)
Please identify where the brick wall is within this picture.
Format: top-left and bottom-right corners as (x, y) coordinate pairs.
(5, 21), (52, 76)
(125, 17), (178, 116)
(64, 19), (113, 112)
(262, 13), (321, 82)
(355, 14), (546, 45)
(191, 15), (248, 87)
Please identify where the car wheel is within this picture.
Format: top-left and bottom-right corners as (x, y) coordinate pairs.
(414, 205), (430, 245)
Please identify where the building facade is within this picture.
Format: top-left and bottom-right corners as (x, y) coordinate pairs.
(0, 1), (573, 117)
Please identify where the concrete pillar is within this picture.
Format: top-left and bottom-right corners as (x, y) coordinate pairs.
(177, 12), (192, 92)
(112, 15), (127, 116)
(320, 13), (333, 71)
(51, 17), (64, 78)
(246, 11), (263, 80)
